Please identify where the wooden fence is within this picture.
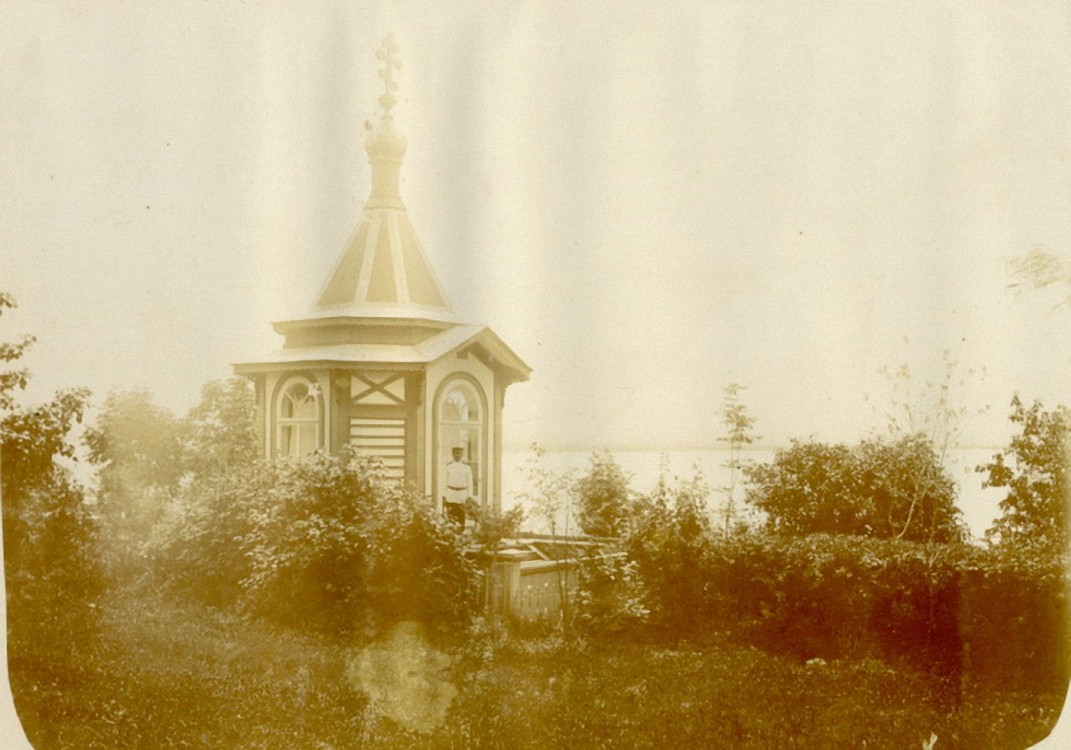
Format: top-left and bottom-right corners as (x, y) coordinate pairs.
(479, 537), (620, 622)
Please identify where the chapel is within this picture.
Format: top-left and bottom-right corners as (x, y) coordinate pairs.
(234, 37), (530, 512)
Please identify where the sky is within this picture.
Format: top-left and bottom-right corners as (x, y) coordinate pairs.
(2, 1), (1070, 452)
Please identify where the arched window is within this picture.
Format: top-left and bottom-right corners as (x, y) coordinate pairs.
(438, 379), (484, 500)
(276, 377), (322, 459)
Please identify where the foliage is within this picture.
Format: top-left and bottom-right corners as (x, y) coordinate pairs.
(86, 377), (255, 487)
(2, 388), (89, 484)
(0, 291), (35, 411)
(2, 415), (101, 654)
(705, 535), (969, 670)
(85, 388), (187, 571)
(85, 375), (478, 641)
(518, 443), (576, 537)
(625, 468), (714, 637)
(182, 376), (257, 478)
(571, 443), (1066, 688)
(978, 395), (1068, 549)
(573, 449), (634, 538)
(15, 582), (1062, 750)
(86, 378), (257, 573)
(573, 552), (649, 636)
(875, 348), (983, 462)
(717, 382), (759, 535)
(745, 434), (964, 543)
(86, 388), (187, 489)
(1, 293), (102, 666)
(150, 449), (478, 642)
(149, 462), (270, 607)
(469, 502), (524, 549)
(625, 526), (1068, 690)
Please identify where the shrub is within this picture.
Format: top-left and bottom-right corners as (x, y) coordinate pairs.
(573, 552), (649, 636)
(625, 471), (714, 638)
(574, 450), (634, 538)
(149, 463), (270, 607)
(150, 450), (478, 642)
(745, 434), (964, 543)
(623, 525), (1070, 690)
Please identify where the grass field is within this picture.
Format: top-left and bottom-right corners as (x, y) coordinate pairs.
(8, 583), (1064, 749)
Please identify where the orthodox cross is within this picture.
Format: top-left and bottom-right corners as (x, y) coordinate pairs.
(375, 34), (401, 124)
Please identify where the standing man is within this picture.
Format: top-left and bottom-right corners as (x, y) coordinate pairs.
(442, 446), (473, 528)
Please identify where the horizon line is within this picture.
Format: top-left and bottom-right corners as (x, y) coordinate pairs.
(502, 442), (1003, 454)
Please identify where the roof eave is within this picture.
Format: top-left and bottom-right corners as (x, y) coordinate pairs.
(233, 359), (426, 376)
(434, 327), (532, 384)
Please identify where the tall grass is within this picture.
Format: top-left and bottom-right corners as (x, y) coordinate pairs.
(8, 580), (1063, 749)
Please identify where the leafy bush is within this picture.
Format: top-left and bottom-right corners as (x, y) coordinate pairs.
(150, 450), (478, 642)
(623, 525), (1069, 689)
(625, 470), (715, 638)
(149, 464), (270, 607)
(573, 552), (649, 636)
(564, 447), (1065, 692)
(978, 395), (1068, 548)
(709, 535), (968, 672)
(745, 434), (964, 543)
(574, 450), (634, 538)
(3, 463), (103, 658)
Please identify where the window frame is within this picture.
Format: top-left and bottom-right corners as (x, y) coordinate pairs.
(433, 375), (488, 503)
(274, 375), (324, 459)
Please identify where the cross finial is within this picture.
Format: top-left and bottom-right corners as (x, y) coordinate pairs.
(375, 34), (401, 124)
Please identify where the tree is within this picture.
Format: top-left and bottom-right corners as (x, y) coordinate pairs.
(0, 294), (101, 664)
(745, 435), (963, 543)
(0, 291), (35, 411)
(717, 383), (759, 535)
(85, 389), (186, 571)
(744, 441), (857, 537)
(2, 415), (98, 647)
(855, 435), (963, 543)
(869, 350), (991, 545)
(85, 378), (256, 572)
(86, 388), (186, 489)
(183, 376), (257, 478)
(978, 396), (1069, 549)
(875, 349), (982, 462)
(574, 450), (634, 538)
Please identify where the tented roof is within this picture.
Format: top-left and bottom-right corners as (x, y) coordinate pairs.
(311, 204), (456, 322)
(307, 57), (454, 323)
(235, 37), (529, 385)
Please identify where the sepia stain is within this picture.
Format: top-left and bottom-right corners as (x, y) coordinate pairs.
(347, 621), (457, 734)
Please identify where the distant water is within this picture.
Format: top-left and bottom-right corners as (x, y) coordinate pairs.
(501, 448), (1005, 541)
